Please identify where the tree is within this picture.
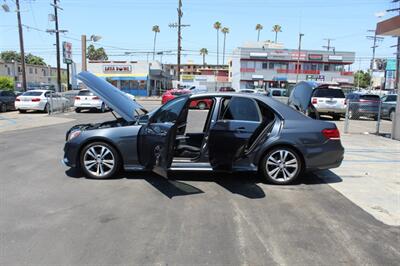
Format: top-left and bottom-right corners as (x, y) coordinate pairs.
(255, 24), (263, 42)
(272, 24), (282, 43)
(0, 76), (14, 90)
(221, 27), (229, 65)
(87, 44), (108, 61)
(213, 21), (222, 65)
(152, 25), (160, 61)
(354, 70), (371, 88)
(200, 48), (208, 67)
(0, 51), (46, 65)
(25, 53), (46, 66)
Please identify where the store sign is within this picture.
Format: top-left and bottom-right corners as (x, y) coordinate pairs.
(103, 65), (132, 73)
(290, 52), (306, 60)
(62, 42), (72, 64)
(328, 55), (343, 61)
(249, 52), (268, 58)
(269, 50), (289, 58)
(306, 75), (325, 82)
(181, 75), (194, 81)
(252, 75), (264, 80)
(386, 59), (396, 71)
(308, 54), (323, 61)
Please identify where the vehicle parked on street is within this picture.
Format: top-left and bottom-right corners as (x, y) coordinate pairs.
(0, 90), (17, 112)
(380, 94), (397, 121)
(219, 87), (235, 92)
(346, 93), (381, 120)
(15, 90), (68, 113)
(288, 82), (346, 120)
(74, 89), (107, 113)
(269, 88), (287, 97)
(239, 89), (269, 96)
(188, 85), (208, 94)
(63, 72), (344, 185)
(161, 89), (212, 109)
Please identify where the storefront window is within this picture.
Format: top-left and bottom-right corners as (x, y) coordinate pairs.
(121, 80), (130, 89)
(262, 62), (268, 69)
(324, 64), (330, 71)
(130, 80), (139, 89)
(139, 80), (146, 89)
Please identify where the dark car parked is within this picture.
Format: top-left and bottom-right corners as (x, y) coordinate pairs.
(346, 93), (380, 120)
(0, 90), (17, 112)
(380, 94), (397, 121)
(288, 81), (346, 120)
(63, 72), (344, 185)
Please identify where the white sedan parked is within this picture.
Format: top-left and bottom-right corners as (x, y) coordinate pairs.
(15, 90), (68, 113)
(74, 89), (106, 113)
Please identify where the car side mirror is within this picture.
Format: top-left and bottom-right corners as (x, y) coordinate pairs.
(138, 114), (149, 125)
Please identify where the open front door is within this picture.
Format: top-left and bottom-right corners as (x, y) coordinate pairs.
(138, 96), (189, 178)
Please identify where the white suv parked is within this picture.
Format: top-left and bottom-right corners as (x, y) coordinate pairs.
(310, 86), (346, 120)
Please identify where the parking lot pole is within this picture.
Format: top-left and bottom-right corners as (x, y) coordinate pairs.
(50, 93), (53, 114)
(344, 101), (350, 133)
(376, 100), (382, 135)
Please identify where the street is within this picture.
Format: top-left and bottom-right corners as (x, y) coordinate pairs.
(1, 101), (399, 265)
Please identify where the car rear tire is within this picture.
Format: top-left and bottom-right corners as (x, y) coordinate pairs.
(0, 103), (6, 112)
(260, 147), (302, 185)
(75, 108), (81, 113)
(197, 101), (207, 110)
(44, 103), (50, 114)
(390, 110), (395, 121)
(99, 103), (105, 113)
(80, 142), (120, 179)
(332, 114), (341, 121)
(18, 109), (26, 113)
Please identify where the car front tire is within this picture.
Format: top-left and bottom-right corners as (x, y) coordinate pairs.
(75, 108), (81, 113)
(18, 109), (26, 113)
(260, 147), (302, 185)
(0, 103), (6, 112)
(80, 142), (120, 179)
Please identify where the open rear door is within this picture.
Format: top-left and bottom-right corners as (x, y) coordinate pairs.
(138, 96), (189, 178)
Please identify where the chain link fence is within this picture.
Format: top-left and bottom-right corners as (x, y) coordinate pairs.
(47, 91), (78, 115)
(342, 101), (393, 137)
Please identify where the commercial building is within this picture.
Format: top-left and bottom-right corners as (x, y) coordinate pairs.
(164, 63), (231, 91)
(0, 61), (67, 90)
(87, 60), (171, 96)
(230, 41), (355, 90)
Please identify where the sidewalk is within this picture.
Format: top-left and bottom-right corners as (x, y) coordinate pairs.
(317, 133), (400, 226)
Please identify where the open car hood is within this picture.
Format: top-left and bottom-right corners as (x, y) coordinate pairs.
(77, 71), (147, 122)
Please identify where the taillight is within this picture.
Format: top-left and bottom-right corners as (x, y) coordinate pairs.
(15, 97), (20, 102)
(311, 98), (317, 104)
(31, 98), (41, 102)
(322, 128), (340, 140)
(93, 96), (100, 100)
(75, 96), (80, 100)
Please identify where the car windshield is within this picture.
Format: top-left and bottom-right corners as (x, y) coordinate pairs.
(22, 91), (43, 96)
(78, 90), (94, 96)
(313, 88), (345, 98)
(360, 95), (380, 101)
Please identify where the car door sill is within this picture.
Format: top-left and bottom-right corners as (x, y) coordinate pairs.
(170, 162), (213, 171)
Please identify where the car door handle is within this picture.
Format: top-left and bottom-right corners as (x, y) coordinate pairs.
(235, 127), (246, 132)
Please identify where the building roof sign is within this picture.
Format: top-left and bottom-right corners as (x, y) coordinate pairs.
(249, 52), (268, 58)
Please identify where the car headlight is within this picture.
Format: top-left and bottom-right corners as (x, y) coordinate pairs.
(68, 130), (81, 141)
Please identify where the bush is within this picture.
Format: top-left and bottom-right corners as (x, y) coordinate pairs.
(0, 76), (14, 90)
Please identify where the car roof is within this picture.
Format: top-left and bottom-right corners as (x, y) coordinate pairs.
(24, 90), (49, 93)
(189, 92), (308, 120)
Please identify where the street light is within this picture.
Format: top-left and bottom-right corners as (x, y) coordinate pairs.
(295, 33), (304, 84)
(81, 34), (102, 71)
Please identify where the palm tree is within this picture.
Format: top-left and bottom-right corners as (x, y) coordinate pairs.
(272, 24), (282, 43)
(200, 48), (208, 67)
(213, 21), (222, 65)
(221, 27), (229, 65)
(255, 24), (263, 42)
(152, 25), (160, 60)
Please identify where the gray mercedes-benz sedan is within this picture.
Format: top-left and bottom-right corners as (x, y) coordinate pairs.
(63, 71), (344, 184)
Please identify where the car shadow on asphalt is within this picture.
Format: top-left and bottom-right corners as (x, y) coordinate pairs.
(65, 168), (342, 199)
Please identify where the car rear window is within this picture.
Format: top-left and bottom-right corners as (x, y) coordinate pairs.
(386, 95), (397, 102)
(360, 95), (380, 101)
(22, 91), (43, 96)
(313, 88), (345, 98)
(171, 90), (190, 96)
(78, 90), (94, 96)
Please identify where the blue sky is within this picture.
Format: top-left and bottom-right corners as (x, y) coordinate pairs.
(0, 0), (398, 70)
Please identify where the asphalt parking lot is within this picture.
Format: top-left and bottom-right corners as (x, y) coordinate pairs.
(1, 101), (399, 265)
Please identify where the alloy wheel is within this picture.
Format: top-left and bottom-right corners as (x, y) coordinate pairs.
(83, 145), (115, 178)
(266, 149), (299, 183)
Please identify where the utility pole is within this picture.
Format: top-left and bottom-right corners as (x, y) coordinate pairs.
(366, 30), (384, 88)
(15, 0), (27, 91)
(47, 1), (67, 92)
(81, 35), (87, 71)
(296, 33), (304, 83)
(169, 0), (190, 81)
(322, 38), (334, 51)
